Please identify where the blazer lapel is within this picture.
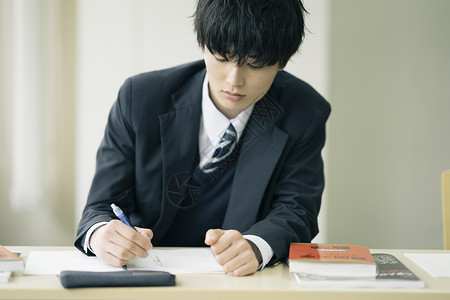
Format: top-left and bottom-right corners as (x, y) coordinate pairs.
(154, 71), (205, 238)
(223, 92), (289, 231)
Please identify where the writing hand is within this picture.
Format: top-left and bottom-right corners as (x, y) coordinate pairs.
(90, 220), (153, 266)
(205, 229), (259, 276)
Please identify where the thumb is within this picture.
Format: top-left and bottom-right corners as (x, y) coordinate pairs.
(204, 229), (224, 246)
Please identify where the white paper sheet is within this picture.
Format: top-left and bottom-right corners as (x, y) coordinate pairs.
(24, 251), (119, 274)
(405, 253), (450, 277)
(24, 248), (224, 275)
(131, 249), (223, 274)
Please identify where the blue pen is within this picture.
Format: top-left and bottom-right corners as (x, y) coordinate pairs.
(110, 203), (163, 268)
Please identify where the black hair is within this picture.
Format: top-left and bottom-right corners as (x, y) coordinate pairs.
(194, 0), (307, 68)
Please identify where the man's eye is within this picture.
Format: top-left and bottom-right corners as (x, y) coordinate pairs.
(214, 56), (228, 63)
(247, 63), (264, 70)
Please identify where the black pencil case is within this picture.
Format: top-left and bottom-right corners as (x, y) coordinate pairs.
(59, 270), (176, 288)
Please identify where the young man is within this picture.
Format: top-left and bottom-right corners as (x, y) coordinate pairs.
(75, 0), (331, 277)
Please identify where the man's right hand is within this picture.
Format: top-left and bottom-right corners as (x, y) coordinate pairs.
(89, 219), (153, 266)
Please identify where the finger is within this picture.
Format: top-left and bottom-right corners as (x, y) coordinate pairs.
(105, 229), (145, 257)
(230, 258), (259, 277)
(112, 221), (148, 245)
(209, 229), (241, 255)
(105, 241), (135, 263)
(204, 229), (225, 246)
(111, 221), (150, 245)
(221, 248), (258, 276)
(98, 251), (130, 267)
(135, 227), (154, 248)
(213, 231), (247, 266)
(109, 222), (150, 258)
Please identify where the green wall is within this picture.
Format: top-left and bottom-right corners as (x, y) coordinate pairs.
(327, 0), (450, 248)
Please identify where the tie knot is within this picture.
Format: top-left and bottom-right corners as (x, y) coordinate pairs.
(202, 123), (237, 173)
(221, 123), (237, 143)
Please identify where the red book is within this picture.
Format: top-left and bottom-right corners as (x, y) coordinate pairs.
(289, 243), (377, 278)
(0, 245), (24, 272)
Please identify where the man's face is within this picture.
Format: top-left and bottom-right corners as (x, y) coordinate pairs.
(203, 49), (281, 119)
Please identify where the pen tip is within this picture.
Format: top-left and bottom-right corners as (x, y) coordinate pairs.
(111, 203), (117, 209)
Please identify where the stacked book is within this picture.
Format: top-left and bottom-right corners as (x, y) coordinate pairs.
(0, 245), (24, 283)
(289, 243), (424, 288)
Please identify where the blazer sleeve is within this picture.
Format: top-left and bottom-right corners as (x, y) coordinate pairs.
(74, 78), (137, 254)
(242, 100), (331, 264)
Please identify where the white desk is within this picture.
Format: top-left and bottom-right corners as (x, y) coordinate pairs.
(1, 247), (450, 300)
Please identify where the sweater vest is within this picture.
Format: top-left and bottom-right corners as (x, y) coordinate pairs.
(159, 147), (239, 247)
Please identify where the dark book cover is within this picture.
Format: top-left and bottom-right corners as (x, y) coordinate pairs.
(373, 253), (421, 281)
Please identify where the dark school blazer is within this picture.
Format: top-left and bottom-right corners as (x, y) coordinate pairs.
(74, 60), (331, 265)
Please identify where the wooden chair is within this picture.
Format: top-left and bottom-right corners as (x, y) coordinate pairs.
(443, 170), (450, 250)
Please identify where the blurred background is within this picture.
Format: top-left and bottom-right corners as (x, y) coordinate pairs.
(1, 0), (449, 249)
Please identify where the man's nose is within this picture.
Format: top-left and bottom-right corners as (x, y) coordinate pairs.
(226, 65), (245, 87)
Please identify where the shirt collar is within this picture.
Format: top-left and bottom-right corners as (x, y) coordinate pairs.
(202, 73), (254, 145)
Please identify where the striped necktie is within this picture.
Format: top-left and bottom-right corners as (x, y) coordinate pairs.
(202, 123), (237, 174)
